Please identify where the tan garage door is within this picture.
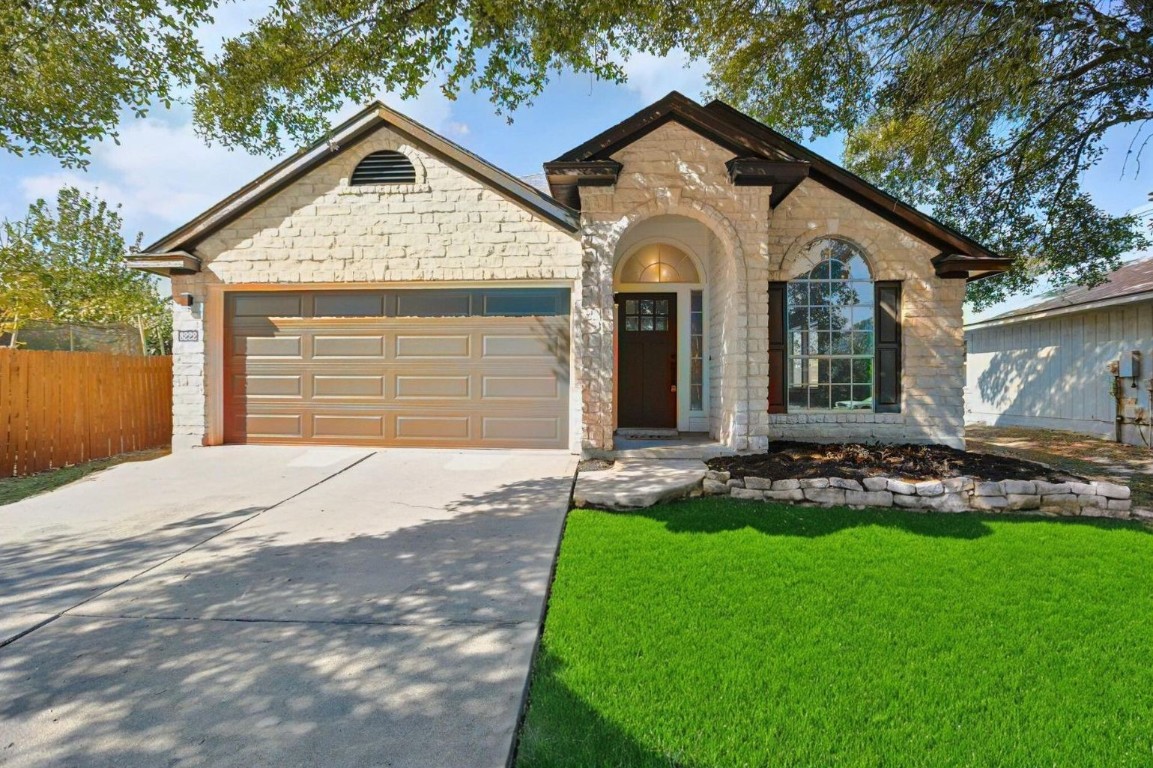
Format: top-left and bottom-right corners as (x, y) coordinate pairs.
(224, 289), (570, 448)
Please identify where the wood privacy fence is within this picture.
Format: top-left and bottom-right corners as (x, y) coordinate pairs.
(0, 349), (172, 478)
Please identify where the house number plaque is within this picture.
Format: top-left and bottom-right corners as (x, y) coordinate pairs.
(178, 330), (199, 342)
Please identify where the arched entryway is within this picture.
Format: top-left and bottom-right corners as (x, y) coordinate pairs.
(613, 216), (711, 433)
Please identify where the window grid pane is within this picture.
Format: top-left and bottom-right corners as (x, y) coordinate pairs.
(786, 240), (874, 412)
(690, 290), (703, 411)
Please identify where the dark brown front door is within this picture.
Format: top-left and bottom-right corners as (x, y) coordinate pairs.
(618, 293), (677, 428)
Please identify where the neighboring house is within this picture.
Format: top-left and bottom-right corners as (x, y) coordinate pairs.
(965, 257), (1153, 446)
(129, 92), (1008, 454)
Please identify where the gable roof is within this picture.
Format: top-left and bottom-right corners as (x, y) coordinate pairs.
(130, 102), (579, 274)
(545, 92), (1011, 281)
(966, 256), (1153, 329)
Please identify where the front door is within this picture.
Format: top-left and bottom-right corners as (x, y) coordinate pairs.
(618, 292), (677, 428)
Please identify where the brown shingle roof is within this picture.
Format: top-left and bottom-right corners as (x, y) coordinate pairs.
(979, 256), (1153, 324)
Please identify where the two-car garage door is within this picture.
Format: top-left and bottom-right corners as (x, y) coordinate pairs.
(224, 288), (570, 449)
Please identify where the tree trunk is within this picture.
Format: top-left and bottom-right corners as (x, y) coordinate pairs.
(136, 316), (148, 356)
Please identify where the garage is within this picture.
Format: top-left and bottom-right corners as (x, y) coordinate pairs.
(224, 288), (570, 448)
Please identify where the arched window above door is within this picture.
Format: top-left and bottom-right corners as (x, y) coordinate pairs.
(618, 243), (701, 284)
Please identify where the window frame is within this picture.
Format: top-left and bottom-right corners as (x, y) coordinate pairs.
(784, 239), (876, 414)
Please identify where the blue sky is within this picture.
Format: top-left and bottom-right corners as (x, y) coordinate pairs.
(0, 11), (1149, 323)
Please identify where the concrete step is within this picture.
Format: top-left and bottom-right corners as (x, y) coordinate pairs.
(573, 459), (708, 510)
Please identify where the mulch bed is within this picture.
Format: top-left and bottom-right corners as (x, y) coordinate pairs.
(708, 441), (1084, 484)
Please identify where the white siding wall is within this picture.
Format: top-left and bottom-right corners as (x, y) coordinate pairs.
(965, 299), (1153, 446)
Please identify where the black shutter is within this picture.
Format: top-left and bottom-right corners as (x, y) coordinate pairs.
(768, 281), (787, 413)
(874, 281), (902, 413)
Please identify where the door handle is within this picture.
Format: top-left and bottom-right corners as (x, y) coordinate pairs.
(671, 385), (677, 393)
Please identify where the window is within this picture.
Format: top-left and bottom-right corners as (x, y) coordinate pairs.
(350, 150), (416, 185)
(618, 244), (700, 283)
(786, 239), (874, 412)
(690, 290), (704, 410)
(622, 297), (671, 332)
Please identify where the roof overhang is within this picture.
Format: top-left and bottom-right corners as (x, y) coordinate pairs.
(546, 92), (1013, 279)
(725, 158), (810, 207)
(932, 252), (1013, 282)
(126, 250), (201, 276)
(541, 160), (623, 209)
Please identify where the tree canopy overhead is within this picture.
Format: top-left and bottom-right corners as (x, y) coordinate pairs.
(4, 0), (1152, 306)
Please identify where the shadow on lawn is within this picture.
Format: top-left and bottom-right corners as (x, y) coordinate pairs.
(627, 499), (1152, 540)
(515, 648), (702, 768)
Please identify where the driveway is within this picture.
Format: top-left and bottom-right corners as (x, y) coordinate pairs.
(0, 446), (575, 767)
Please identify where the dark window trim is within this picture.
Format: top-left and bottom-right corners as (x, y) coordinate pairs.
(874, 281), (902, 413)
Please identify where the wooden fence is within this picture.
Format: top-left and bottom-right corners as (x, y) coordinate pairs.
(0, 349), (172, 478)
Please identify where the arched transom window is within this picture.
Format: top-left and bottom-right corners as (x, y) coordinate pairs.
(618, 243), (700, 284)
(787, 239), (874, 412)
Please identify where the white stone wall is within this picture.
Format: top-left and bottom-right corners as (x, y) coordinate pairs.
(578, 121), (968, 452)
(764, 181), (967, 448)
(169, 125), (584, 448)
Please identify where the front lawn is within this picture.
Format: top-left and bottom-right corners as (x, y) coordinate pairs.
(516, 500), (1153, 767)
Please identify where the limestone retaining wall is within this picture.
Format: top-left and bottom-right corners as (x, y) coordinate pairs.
(703, 472), (1138, 520)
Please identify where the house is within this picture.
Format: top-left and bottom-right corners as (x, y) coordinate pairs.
(129, 92), (1009, 454)
(965, 257), (1153, 446)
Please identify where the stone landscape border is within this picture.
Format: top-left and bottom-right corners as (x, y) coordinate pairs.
(703, 472), (1137, 520)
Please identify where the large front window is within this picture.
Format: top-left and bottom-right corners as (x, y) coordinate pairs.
(787, 240), (874, 412)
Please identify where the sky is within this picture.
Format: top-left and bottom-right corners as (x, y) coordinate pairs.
(1, 7), (1150, 324)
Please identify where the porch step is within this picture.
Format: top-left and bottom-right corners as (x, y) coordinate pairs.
(615, 428), (680, 440)
(573, 459), (707, 510)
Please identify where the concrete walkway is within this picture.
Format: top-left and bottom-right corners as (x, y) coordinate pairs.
(0, 446), (575, 768)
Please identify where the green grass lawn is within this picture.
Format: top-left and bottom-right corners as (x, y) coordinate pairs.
(516, 499), (1153, 768)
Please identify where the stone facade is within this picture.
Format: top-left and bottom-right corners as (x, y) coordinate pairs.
(578, 121), (967, 453)
(169, 126), (584, 449)
(704, 471), (1138, 520)
(166, 112), (970, 455)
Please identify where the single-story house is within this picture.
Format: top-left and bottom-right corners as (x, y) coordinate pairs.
(965, 256), (1153, 446)
(130, 92), (1009, 454)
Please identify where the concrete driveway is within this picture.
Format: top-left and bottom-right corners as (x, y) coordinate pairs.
(0, 446), (576, 768)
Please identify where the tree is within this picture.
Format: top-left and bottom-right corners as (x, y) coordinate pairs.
(0, 187), (171, 354)
(0, 0), (213, 167)
(4, 2), (1152, 305)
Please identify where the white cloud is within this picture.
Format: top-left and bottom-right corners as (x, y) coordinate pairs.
(15, 79), (464, 243)
(616, 50), (711, 103)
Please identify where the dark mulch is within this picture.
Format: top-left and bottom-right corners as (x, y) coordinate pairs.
(708, 441), (1085, 484)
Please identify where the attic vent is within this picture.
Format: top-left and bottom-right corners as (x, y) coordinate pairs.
(350, 150), (416, 185)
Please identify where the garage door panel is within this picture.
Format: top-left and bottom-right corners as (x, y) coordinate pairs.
(395, 335), (471, 358)
(313, 375), (385, 398)
(482, 375), (560, 400)
(395, 415), (472, 440)
(234, 335), (302, 358)
(312, 414), (385, 438)
(237, 375), (304, 398)
(482, 417), (560, 441)
(233, 295), (303, 317)
(225, 290), (569, 448)
(312, 335), (386, 358)
(394, 375), (471, 399)
(313, 293), (384, 317)
(481, 334), (557, 359)
(244, 414), (303, 438)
